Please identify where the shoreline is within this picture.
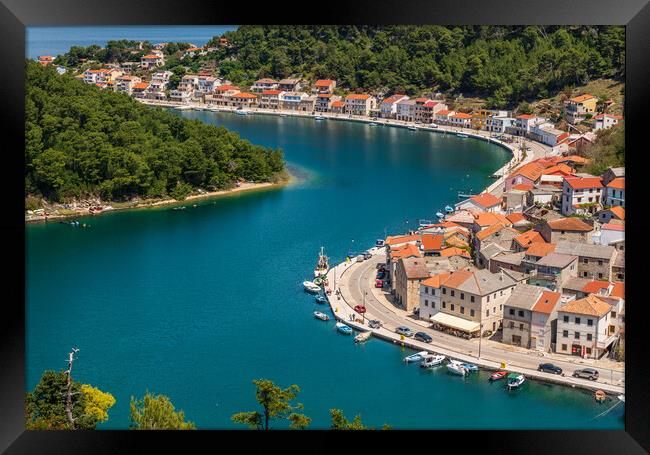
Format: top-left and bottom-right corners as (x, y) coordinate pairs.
(25, 176), (293, 224)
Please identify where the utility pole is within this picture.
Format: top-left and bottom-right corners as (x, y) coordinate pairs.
(64, 347), (80, 429)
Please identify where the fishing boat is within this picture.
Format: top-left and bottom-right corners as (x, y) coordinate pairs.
(420, 354), (446, 368)
(456, 133), (468, 138)
(336, 322), (353, 335)
(506, 373), (525, 390)
(444, 205), (454, 213)
(489, 371), (508, 381)
(354, 331), (372, 343)
(446, 360), (468, 376)
(315, 294), (328, 304)
(403, 351), (429, 363)
(461, 363), (479, 372)
(314, 311), (330, 321)
(314, 246), (329, 278)
(303, 281), (321, 293)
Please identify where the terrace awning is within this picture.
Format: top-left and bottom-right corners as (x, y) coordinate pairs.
(430, 312), (480, 333)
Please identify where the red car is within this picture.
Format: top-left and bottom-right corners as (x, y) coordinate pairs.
(354, 305), (367, 314)
(375, 279), (383, 288)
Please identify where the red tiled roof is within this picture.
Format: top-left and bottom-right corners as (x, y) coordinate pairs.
(547, 218), (593, 232)
(607, 178), (625, 189)
(385, 234), (420, 246)
(602, 223), (624, 232)
(389, 243), (421, 260)
(564, 176), (603, 190)
(215, 85), (240, 92)
(331, 100), (345, 108)
(440, 247), (470, 258)
(506, 212), (526, 224)
(451, 112), (472, 119)
(594, 113), (623, 120)
(421, 272), (452, 288)
(559, 295), (611, 317)
(608, 206), (625, 220)
(569, 94), (596, 103)
(514, 230), (545, 248)
(610, 282), (624, 299)
(233, 92), (257, 99)
(512, 183), (534, 191)
(532, 291), (561, 314)
(436, 110), (453, 116)
(469, 193), (502, 208)
(581, 280), (610, 295)
(382, 94), (406, 104)
(476, 223), (512, 241)
(516, 114), (536, 119)
(420, 234), (444, 251)
(526, 242), (556, 257)
(315, 79), (335, 87)
(262, 89), (282, 95)
(132, 82), (149, 89)
(473, 212), (512, 228)
(345, 94), (371, 100)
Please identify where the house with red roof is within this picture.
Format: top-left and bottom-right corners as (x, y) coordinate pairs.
(414, 98), (447, 124)
(536, 217), (594, 243)
(597, 206), (625, 224)
(259, 89), (285, 109)
(312, 79), (336, 94)
(561, 175), (604, 216)
(434, 109), (456, 125)
(448, 112), (472, 128)
(602, 177), (625, 208)
(344, 94), (377, 116)
(380, 94), (409, 119)
(593, 113), (623, 131)
(565, 93), (597, 124)
(250, 78), (279, 93)
(455, 192), (503, 214)
(592, 222), (624, 247)
(314, 93), (341, 112)
(140, 53), (165, 70)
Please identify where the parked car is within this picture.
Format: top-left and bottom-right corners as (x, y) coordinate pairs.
(395, 326), (414, 337)
(414, 332), (432, 343)
(376, 271), (386, 280)
(363, 251), (372, 260)
(572, 368), (599, 380)
(538, 363), (563, 375)
(356, 255), (365, 263)
(375, 279), (383, 288)
(375, 239), (385, 247)
(353, 305), (367, 314)
(369, 320), (382, 329)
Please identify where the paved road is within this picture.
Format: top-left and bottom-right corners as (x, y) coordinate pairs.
(339, 251), (624, 389)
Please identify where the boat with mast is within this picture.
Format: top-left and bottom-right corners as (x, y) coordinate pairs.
(314, 246), (329, 278)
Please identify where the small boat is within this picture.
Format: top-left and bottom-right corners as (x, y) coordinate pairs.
(506, 373), (525, 390)
(403, 351), (429, 363)
(444, 205), (454, 213)
(303, 281), (321, 293)
(354, 331), (372, 343)
(368, 122), (377, 126)
(315, 295), (327, 304)
(456, 133), (468, 138)
(435, 212), (445, 219)
(461, 363), (479, 372)
(618, 395), (625, 403)
(595, 390), (606, 403)
(336, 322), (353, 335)
(313, 276), (323, 286)
(489, 371), (508, 381)
(280, 114), (288, 117)
(314, 246), (329, 278)
(408, 125), (418, 131)
(314, 311), (330, 321)
(420, 354), (446, 368)
(447, 360), (468, 376)
(235, 110), (248, 116)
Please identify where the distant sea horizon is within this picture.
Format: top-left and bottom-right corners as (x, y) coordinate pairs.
(26, 25), (238, 60)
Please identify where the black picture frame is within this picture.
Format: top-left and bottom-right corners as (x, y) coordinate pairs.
(1, 0), (648, 452)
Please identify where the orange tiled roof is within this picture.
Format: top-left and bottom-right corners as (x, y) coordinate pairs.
(602, 223), (624, 232)
(610, 282), (624, 299)
(142, 54), (162, 59)
(581, 280), (610, 295)
(440, 247), (470, 258)
(607, 177), (625, 190)
(451, 112), (472, 119)
(233, 92), (257, 99)
(569, 94), (596, 103)
(262, 89), (282, 95)
(506, 212), (526, 224)
(132, 82), (149, 89)
(315, 79), (335, 87)
(547, 218), (593, 232)
(526, 242), (556, 257)
(389, 243), (422, 260)
(421, 272), (452, 288)
(345, 94), (371, 100)
(609, 206), (625, 220)
(473, 212), (511, 228)
(514, 230), (545, 248)
(385, 234), (420, 246)
(541, 163), (575, 176)
(331, 100), (345, 107)
(470, 193), (501, 208)
(509, 161), (546, 181)
(532, 291), (561, 314)
(512, 183), (534, 191)
(421, 234), (444, 251)
(564, 176), (603, 189)
(436, 110), (453, 116)
(215, 85), (240, 92)
(559, 295), (611, 317)
(441, 269), (474, 289)
(516, 114), (536, 120)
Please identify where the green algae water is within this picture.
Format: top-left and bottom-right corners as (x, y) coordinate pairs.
(26, 112), (624, 429)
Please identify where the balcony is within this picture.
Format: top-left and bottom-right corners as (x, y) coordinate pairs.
(596, 333), (618, 350)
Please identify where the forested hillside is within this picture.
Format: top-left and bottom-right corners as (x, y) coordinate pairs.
(206, 25), (624, 107)
(25, 61), (285, 203)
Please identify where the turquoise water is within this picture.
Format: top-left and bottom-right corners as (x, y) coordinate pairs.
(26, 26), (237, 59)
(26, 112), (624, 429)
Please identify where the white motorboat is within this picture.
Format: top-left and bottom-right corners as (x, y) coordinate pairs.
(408, 125), (418, 131)
(446, 360), (468, 376)
(313, 311), (330, 321)
(354, 331), (372, 343)
(403, 351), (429, 363)
(420, 354), (446, 368)
(303, 281), (321, 293)
(235, 110), (248, 116)
(506, 373), (526, 390)
(315, 115), (325, 120)
(314, 246), (329, 278)
(368, 122), (377, 126)
(456, 133), (468, 138)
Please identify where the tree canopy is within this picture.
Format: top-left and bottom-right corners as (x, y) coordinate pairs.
(129, 393), (196, 430)
(231, 379), (311, 430)
(201, 25), (624, 107)
(584, 122), (625, 175)
(25, 60), (285, 203)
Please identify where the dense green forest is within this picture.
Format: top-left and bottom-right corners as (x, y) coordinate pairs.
(203, 25), (624, 107)
(25, 61), (285, 203)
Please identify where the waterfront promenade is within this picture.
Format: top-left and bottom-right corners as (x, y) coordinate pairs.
(324, 248), (625, 396)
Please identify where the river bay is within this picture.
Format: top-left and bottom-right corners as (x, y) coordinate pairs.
(26, 111), (624, 429)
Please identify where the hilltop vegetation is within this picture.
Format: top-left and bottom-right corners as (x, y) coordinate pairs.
(203, 25), (624, 108)
(25, 61), (285, 203)
(583, 122), (625, 175)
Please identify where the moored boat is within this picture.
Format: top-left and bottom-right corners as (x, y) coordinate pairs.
(446, 360), (468, 376)
(461, 363), (479, 372)
(408, 125), (418, 131)
(314, 246), (329, 278)
(595, 390), (607, 403)
(303, 281), (321, 293)
(235, 110), (248, 116)
(506, 373), (525, 390)
(314, 311), (330, 321)
(315, 294), (327, 304)
(336, 322), (353, 335)
(315, 115), (325, 120)
(435, 211), (445, 219)
(457, 133), (468, 138)
(444, 205), (454, 213)
(403, 351), (429, 363)
(354, 331), (372, 343)
(368, 122), (377, 126)
(489, 371), (508, 381)
(420, 354), (446, 368)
